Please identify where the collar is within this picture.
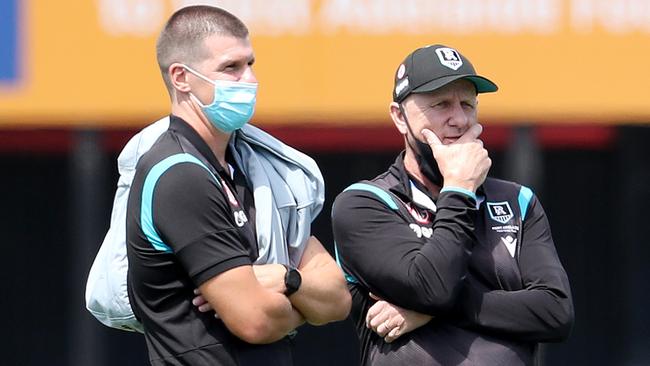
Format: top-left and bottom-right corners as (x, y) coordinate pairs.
(386, 151), (414, 199)
(410, 181), (437, 212)
(387, 151), (438, 203)
(386, 150), (486, 207)
(168, 114), (230, 175)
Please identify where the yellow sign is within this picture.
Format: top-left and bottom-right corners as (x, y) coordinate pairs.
(1, 0), (650, 127)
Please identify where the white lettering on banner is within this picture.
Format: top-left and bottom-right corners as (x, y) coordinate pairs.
(95, 0), (650, 36)
(571, 0), (650, 33)
(97, 0), (166, 36)
(96, 0), (312, 36)
(173, 0), (312, 36)
(319, 0), (560, 34)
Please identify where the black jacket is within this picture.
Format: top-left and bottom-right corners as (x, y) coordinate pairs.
(332, 152), (574, 366)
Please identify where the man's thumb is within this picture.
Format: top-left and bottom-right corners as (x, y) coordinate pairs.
(422, 129), (442, 146)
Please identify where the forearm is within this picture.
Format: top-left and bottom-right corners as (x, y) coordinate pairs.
(457, 284), (573, 342)
(199, 266), (305, 345)
(455, 196), (573, 342)
(290, 263), (351, 325)
(290, 236), (351, 325)
(253, 292), (305, 343)
(457, 201), (574, 342)
(336, 192), (477, 314)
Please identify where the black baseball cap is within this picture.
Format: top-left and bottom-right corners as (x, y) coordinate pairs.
(393, 44), (498, 103)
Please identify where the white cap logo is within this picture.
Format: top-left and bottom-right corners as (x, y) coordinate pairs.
(435, 47), (463, 71)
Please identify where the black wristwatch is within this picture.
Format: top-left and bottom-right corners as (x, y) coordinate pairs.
(282, 264), (302, 296)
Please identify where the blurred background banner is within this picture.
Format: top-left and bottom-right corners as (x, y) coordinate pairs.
(2, 2), (649, 366)
(1, 0), (650, 127)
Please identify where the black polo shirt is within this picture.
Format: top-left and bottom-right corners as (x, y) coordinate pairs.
(126, 115), (292, 365)
(332, 152), (573, 366)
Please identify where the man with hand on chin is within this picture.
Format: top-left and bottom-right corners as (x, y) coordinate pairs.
(332, 45), (573, 365)
(125, 6), (350, 365)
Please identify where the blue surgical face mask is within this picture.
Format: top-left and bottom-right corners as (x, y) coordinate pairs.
(183, 64), (258, 133)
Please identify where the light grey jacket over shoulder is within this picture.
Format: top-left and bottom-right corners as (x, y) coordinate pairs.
(85, 116), (324, 332)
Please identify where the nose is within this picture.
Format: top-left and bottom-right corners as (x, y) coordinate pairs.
(448, 102), (471, 129)
(240, 65), (257, 83)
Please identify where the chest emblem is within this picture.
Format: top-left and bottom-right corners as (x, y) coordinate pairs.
(487, 201), (514, 224)
(407, 203), (431, 224)
(501, 235), (517, 258)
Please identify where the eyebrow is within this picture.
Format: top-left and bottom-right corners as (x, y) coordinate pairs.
(216, 54), (255, 69)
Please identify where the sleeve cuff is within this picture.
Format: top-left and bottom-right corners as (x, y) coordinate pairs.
(440, 186), (477, 202)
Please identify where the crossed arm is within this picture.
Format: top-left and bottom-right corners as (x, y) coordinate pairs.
(285, 236), (352, 325)
(360, 195), (574, 344)
(198, 265), (305, 344)
(196, 236), (351, 342)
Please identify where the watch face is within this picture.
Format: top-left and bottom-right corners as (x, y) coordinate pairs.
(285, 267), (302, 295)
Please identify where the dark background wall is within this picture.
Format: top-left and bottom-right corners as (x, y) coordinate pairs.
(1, 124), (648, 366)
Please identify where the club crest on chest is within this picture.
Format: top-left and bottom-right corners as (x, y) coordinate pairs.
(487, 201), (513, 224)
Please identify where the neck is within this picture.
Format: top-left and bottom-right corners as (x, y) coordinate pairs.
(403, 147), (441, 196)
(172, 100), (230, 168)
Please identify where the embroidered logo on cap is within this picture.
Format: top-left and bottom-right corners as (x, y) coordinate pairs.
(395, 77), (409, 96)
(487, 201), (513, 224)
(435, 47), (463, 70)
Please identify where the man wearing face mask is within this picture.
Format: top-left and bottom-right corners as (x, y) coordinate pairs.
(122, 6), (350, 365)
(332, 45), (574, 365)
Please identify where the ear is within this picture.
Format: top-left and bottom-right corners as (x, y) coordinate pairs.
(389, 102), (408, 135)
(169, 63), (191, 93)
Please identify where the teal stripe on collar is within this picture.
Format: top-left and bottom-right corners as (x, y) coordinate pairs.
(344, 183), (398, 210)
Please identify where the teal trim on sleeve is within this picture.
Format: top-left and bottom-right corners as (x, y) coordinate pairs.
(141, 153), (219, 252)
(344, 183), (398, 210)
(440, 186), (477, 202)
(334, 242), (358, 284)
(518, 185), (534, 221)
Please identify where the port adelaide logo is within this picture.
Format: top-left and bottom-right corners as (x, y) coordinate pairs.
(435, 47), (463, 71)
(487, 201), (513, 224)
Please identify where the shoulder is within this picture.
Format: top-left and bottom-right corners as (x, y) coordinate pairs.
(117, 117), (170, 172)
(333, 180), (401, 224)
(483, 177), (522, 193)
(335, 167), (399, 202)
(483, 177), (534, 199)
(134, 130), (182, 173)
(482, 177), (538, 220)
(156, 153), (218, 189)
(135, 149), (220, 205)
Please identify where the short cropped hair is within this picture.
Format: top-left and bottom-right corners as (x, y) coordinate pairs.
(156, 5), (249, 94)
